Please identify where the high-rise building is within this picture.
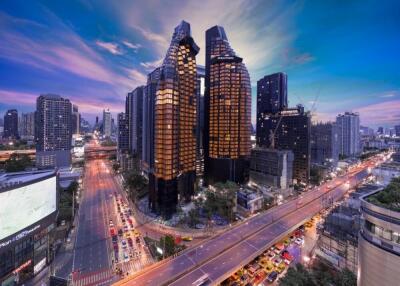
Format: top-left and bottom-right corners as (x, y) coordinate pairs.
(196, 65), (205, 177)
(311, 122), (339, 167)
(102, 109), (111, 137)
(149, 21), (199, 218)
(377, 126), (384, 135)
(3, 109), (18, 139)
(117, 112), (129, 152)
(204, 25), (252, 185)
(249, 147), (294, 189)
(35, 94), (72, 168)
(395, 125), (400, 137)
(257, 105), (311, 183)
(127, 86), (144, 158)
(71, 104), (80, 135)
(358, 188), (400, 286)
(20, 112), (35, 139)
(336, 112), (360, 157)
(257, 72), (288, 115)
(142, 68), (161, 176)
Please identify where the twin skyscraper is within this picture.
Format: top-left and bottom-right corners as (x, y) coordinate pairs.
(140, 21), (252, 218)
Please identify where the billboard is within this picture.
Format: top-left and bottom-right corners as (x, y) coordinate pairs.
(0, 176), (57, 240)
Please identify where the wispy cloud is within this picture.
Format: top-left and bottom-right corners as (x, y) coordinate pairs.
(380, 93), (396, 98)
(140, 58), (163, 70)
(95, 40), (122, 55)
(122, 40), (141, 51)
(355, 100), (400, 126)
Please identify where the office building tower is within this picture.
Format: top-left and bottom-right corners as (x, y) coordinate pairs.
(250, 147), (294, 189)
(117, 112), (129, 152)
(358, 188), (400, 286)
(336, 112), (360, 157)
(102, 109), (111, 137)
(311, 122), (339, 167)
(204, 25), (252, 185)
(395, 125), (400, 137)
(35, 94), (72, 168)
(71, 104), (80, 135)
(149, 21), (199, 218)
(20, 112), (35, 139)
(377, 126), (384, 135)
(257, 72), (288, 115)
(127, 86), (144, 158)
(3, 109), (19, 139)
(196, 65), (205, 176)
(257, 105), (311, 183)
(142, 67), (161, 176)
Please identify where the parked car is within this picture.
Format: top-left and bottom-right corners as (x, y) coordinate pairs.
(267, 271), (278, 283)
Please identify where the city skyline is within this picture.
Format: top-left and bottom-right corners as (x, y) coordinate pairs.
(0, 0), (399, 128)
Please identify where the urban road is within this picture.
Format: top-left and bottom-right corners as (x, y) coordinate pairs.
(72, 159), (112, 274)
(116, 156), (384, 286)
(72, 140), (122, 285)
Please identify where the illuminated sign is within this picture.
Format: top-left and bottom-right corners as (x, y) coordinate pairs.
(0, 224), (41, 250)
(13, 260), (32, 274)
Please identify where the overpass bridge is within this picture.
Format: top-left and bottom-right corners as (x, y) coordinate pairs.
(84, 146), (116, 160)
(115, 157), (382, 286)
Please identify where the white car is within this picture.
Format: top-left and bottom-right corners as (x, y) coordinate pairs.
(122, 240), (128, 249)
(295, 237), (304, 246)
(123, 252), (129, 262)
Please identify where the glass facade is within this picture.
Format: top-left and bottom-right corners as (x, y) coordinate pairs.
(150, 21), (199, 218)
(204, 26), (251, 184)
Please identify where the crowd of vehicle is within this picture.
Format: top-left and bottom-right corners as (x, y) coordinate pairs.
(221, 220), (315, 286)
(109, 193), (146, 271)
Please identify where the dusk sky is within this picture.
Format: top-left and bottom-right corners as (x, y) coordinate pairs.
(0, 0), (399, 128)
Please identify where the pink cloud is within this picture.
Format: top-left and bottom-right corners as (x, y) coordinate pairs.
(355, 100), (400, 126)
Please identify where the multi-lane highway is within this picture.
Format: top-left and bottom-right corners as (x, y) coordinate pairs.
(72, 158), (114, 283)
(72, 140), (153, 286)
(115, 155), (384, 286)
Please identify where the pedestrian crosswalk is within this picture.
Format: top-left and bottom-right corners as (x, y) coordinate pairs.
(73, 269), (113, 286)
(119, 256), (153, 275)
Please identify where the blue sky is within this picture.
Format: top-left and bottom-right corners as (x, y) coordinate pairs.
(0, 0), (399, 128)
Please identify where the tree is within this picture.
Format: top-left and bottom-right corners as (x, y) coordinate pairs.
(124, 170), (148, 202)
(279, 264), (316, 286)
(4, 153), (32, 172)
(159, 235), (176, 257)
(335, 268), (357, 286)
(112, 162), (120, 172)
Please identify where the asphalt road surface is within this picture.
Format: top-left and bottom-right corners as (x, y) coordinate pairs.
(72, 159), (113, 275)
(116, 156), (383, 286)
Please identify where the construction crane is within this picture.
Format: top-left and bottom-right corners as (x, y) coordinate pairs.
(269, 113), (284, 149)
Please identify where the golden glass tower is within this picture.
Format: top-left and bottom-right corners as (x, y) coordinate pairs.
(150, 21), (199, 218)
(204, 25), (252, 184)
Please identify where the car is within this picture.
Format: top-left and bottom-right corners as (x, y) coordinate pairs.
(182, 236), (193, 242)
(267, 271), (278, 283)
(122, 218), (126, 223)
(123, 252), (129, 262)
(110, 228), (115, 236)
(136, 237), (140, 244)
(276, 262), (286, 273)
(113, 244), (118, 251)
(121, 239), (128, 249)
(266, 250), (276, 260)
(273, 257), (282, 266)
(112, 235), (118, 243)
(295, 237), (304, 245)
(123, 225), (129, 232)
(264, 261), (274, 273)
(127, 237), (133, 246)
(118, 229), (123, 236)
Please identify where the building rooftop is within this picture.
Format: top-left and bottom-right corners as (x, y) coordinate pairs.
(0, 170), (55, 190)
(365, 177), (400, 211)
